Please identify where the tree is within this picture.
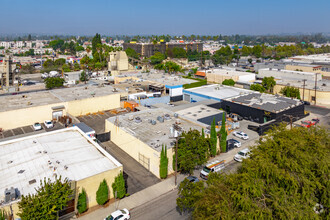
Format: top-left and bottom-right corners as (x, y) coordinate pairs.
(44, 77), (65, 89)
(62, 63), (71, 72)
(210, 118), (217, 156)
(222, 79), (235, 86)
(164, 61), (182, 74)
(18, 177), (73, 220)
(80, 71), (88, 83)
(159, 145), (169, 179)
(219, 113), (227, 153)
(250, 83), (266, 92)
(112, 172), (126, 199)
(77, 189), (87, 214)
(178, 125), (330, 219)
(149, 52), (165, 65)
(92, 33), (101, 55)
(96, 179), (109, 205)
(177, 178), (204, 214)
(0, 209), (7, 220)
(54, 58), (66, 66)
(125, 48), (139, 60)
(20, 64), (34, 74)
(28, 34), (32, 41)
(43, 59), (54, 68)
(175, 129), (210, 174)
(280, 86), (301, 99)
(262, 76), (276, 93)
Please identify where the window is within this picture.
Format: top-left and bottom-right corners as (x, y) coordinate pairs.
(311, 96), (316, 101)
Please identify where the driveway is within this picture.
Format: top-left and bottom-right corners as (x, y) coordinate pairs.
(101, 141), (161, 195)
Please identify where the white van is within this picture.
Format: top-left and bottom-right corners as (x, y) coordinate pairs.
(234, 148), (250, 162)
(200, 160), (225, 180)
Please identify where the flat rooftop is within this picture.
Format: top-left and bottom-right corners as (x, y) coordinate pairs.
(204, 68), (255, 76)
(0, 127), (121, 205)
(0, 84), (122, 112)
(260, 68), (318, 76)
(116, 72), (197, 86)
(225, 93), (302, 113)
(107, 108), (205, 152)
(277, 79), (330, 92)
(184, 84), (255, 101)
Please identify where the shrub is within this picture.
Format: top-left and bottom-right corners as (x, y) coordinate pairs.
(112, 172), (126, 199)
(77, 189), (87, 214)
(96, 179), (109, 205)
(160, 145), (169, 178)
(222, 79), (235, 86)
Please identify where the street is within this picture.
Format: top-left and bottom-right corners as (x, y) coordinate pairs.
(130, 162), (241, 220)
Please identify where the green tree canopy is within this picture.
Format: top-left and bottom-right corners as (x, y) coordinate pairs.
(222, 79), (235, 86)
(18, 177), (73, 220)
(280, 86), (301, 99)
(175, 129), (210, 174)
(177, 125), (330, 219)
(44, 77), (65, 89)
(250, 83), (266, 93)
(149, 52), (165, 65)
(262, 76), (276, 93)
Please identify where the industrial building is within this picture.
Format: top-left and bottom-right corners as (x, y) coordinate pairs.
(0, 85), (122, 130)
(259, 68), (322, 81)
(108, 51), (134, 76)
(183, 84), (254, 103)
(204, 68), (256, 84)
(0, 127), (122, 219)
(220, 93), (304, 124)
(105, 108), (206, 178)
(285, 63), (330, 78)
(123, 42), (203, 57)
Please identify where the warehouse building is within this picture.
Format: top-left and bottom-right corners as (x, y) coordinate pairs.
(203, 68), (256, 84)
(183, 84), (254, 103)
(105, 108), (206, 178)
(259, 68), (322, 81)
(123, 42), (203, 57)
(220, 93), (304, 124)
(0, 85), (122, 130)
(0, 127), (122, 219)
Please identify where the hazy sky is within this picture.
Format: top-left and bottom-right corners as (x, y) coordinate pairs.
(1, 0), (330, 35)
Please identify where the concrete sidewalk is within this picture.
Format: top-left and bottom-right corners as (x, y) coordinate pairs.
(75, 175), (182, 220)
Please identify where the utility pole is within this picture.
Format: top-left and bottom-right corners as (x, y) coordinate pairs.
(302, 79), (307, 102)
(283, 114), (293, 129)
(314, 73), (318, 105)
(175, 136), (178, 186)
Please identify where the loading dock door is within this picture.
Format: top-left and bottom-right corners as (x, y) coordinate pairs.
(52, 111), (63, 120)
(184, 94), (190, 102)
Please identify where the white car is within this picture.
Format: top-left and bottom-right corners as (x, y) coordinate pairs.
(33, 122), (42, 131)
(44, 120), (54, 129)
(228, 139), (241, 148)
(234, 148), (250, 162)
(104, 209), (130, 220)
(233, 131), (249, 140)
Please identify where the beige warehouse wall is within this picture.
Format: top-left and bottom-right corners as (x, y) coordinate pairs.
(66, 93), (121, 116)
(273, 84), (330, 105)
(75, 166), (122, 209)
(105, 120), (174, 178)
(0, 103), (67, 130)
(206, 72), (239, 84)
(2, 202), (20, 219)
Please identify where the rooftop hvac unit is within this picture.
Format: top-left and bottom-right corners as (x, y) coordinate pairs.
(174, 113), (179, 118)
(4, 187), (18, 203)
(164, 114), (171, 120)
(135, 117), (142, 123)
(151, 120), (157, 125)
(157, 116), (164, 123)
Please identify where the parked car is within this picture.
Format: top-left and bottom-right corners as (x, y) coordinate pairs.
(301, 120), (312, 128)
(233, 131), (249, 140)
(227, 139), (241, 148)
(33, 122), (42, 131)
(104, 209), (130, 220)
(186, 176), (199, 183)
(44, 120), (54, 129)
(229, 113), (243, 122)
(234, 148), (250, 162)
(311, 118), (320, 125)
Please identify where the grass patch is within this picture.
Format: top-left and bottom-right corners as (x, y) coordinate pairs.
(183, 80), (207, 89)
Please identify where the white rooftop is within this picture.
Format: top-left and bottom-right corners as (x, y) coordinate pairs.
(184, 84), (255, 101)
(203, 68), (255, 76)
(176, 104), (223, 121)
(0, 127), (121, 205)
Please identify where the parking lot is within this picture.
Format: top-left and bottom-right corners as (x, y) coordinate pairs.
(77, 111), (116, 133)
(0, 121), (65, 140)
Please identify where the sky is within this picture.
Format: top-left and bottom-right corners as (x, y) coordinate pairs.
(1, 0), (330, 36)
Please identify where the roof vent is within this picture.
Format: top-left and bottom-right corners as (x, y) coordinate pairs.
(157, 116), (164, 123)
(18, 170), (25, 174)
(29, 179), (36, 185)
(164, 114), (171, 120)
(135, 117), (142, 123)
(174, 113), (179, 118)
(4, 187), (18, 203)
(7, 160), (13, 164)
